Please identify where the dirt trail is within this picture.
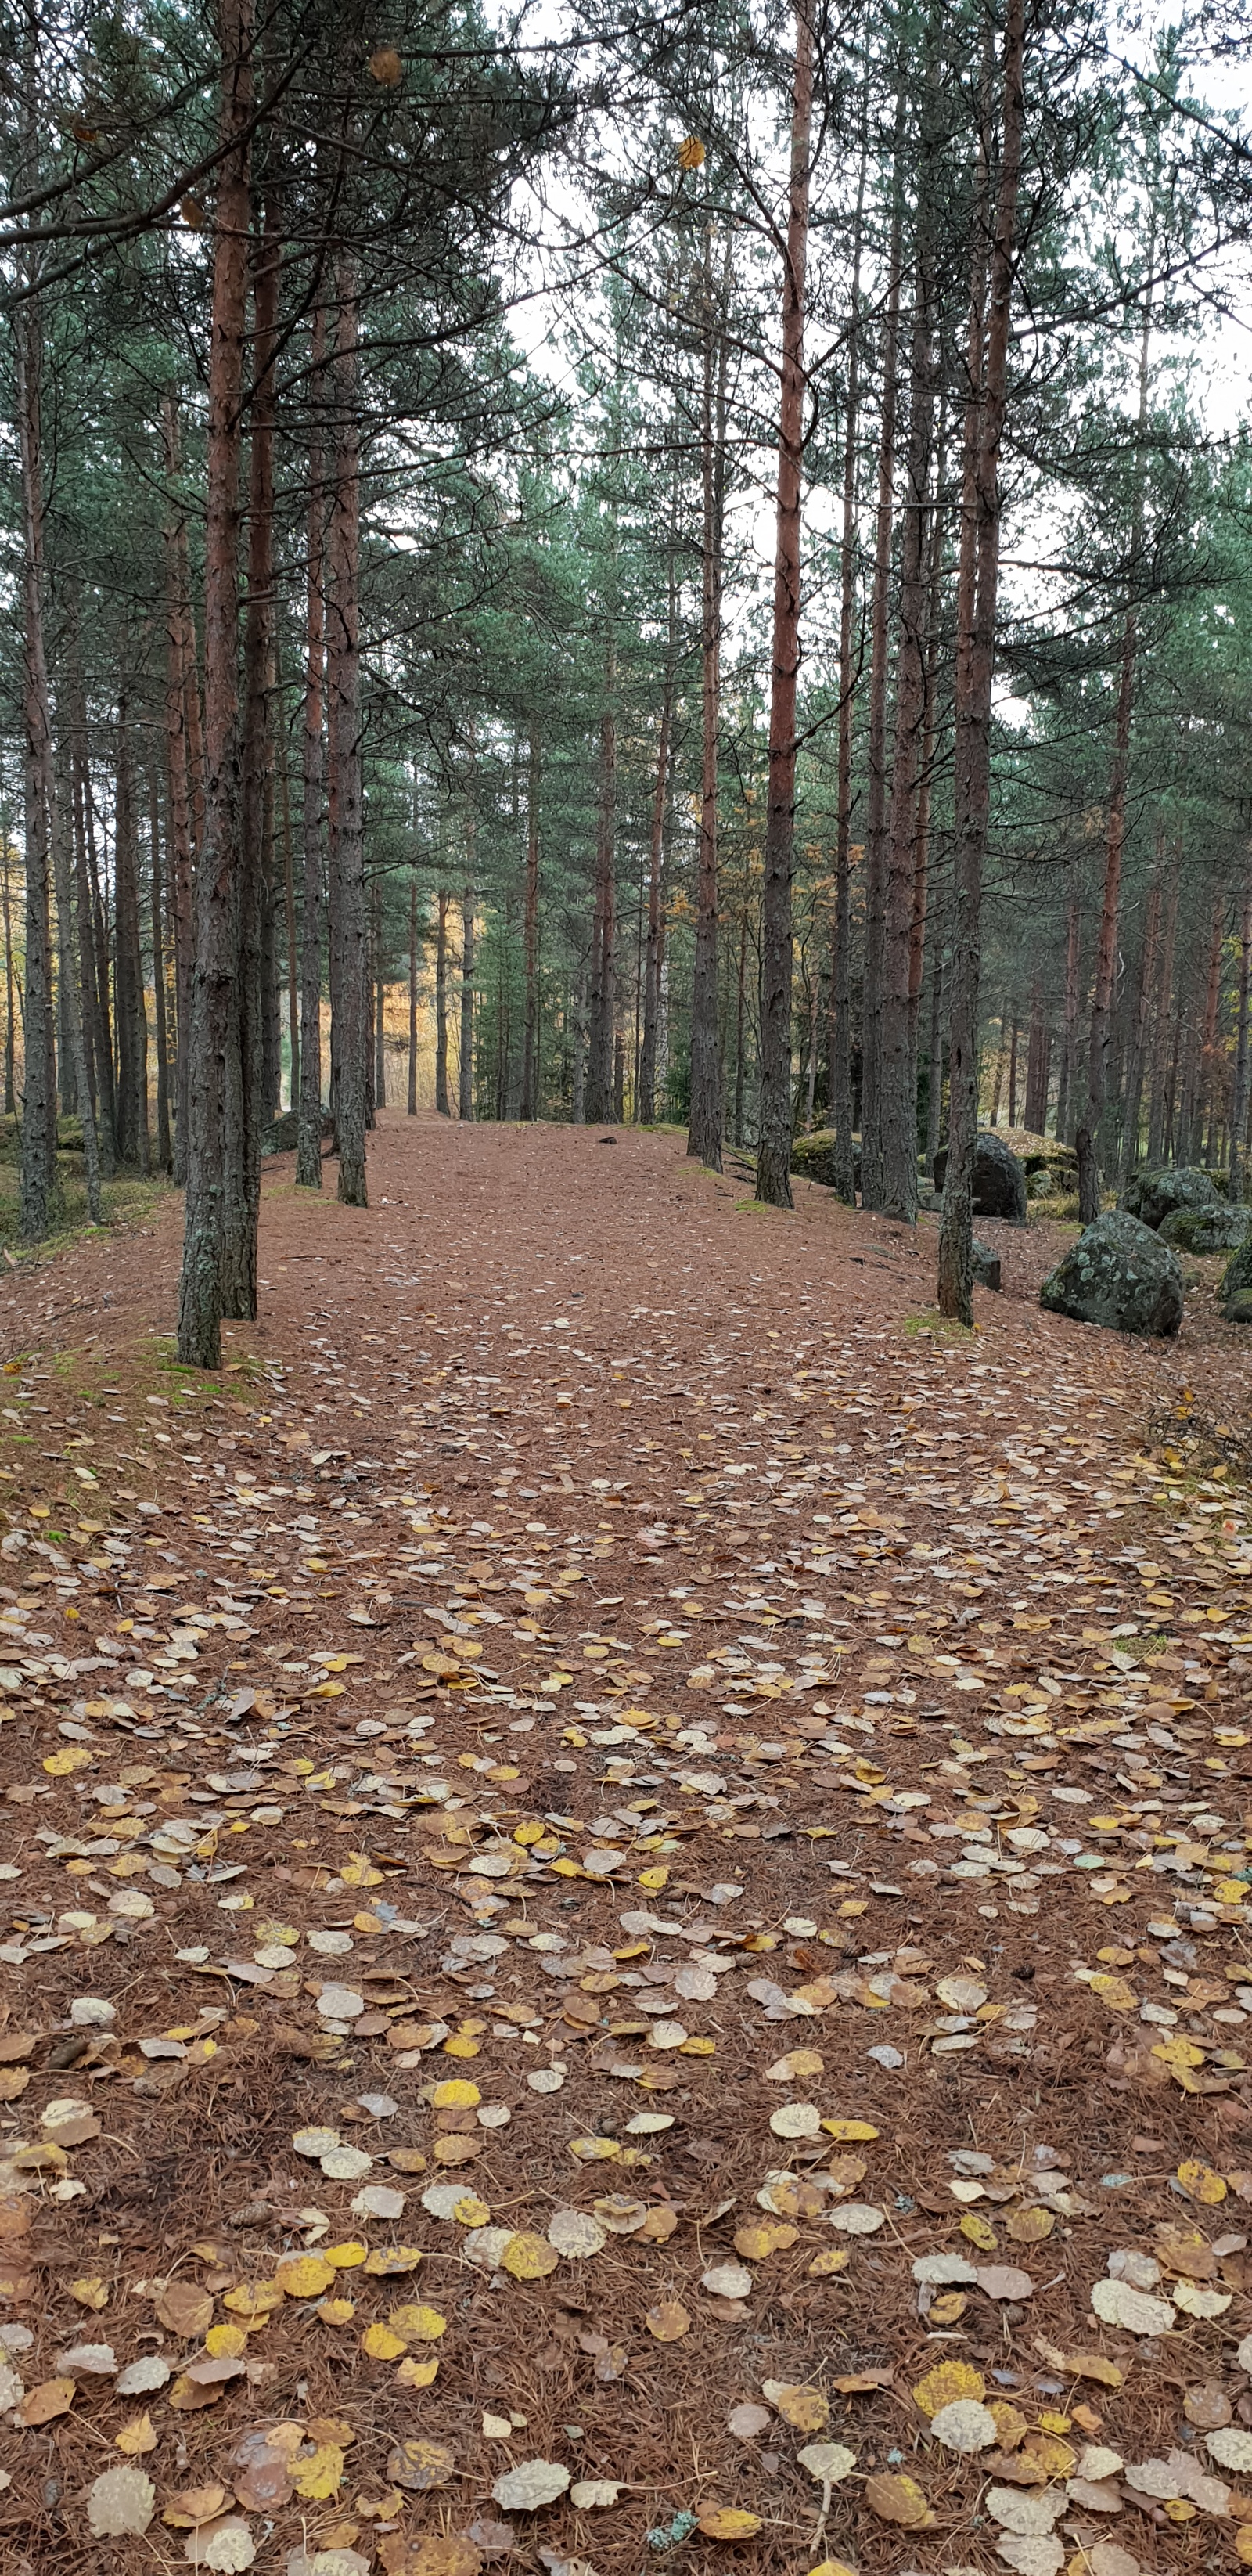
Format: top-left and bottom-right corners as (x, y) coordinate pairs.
(2, 1117), (1251, 2576)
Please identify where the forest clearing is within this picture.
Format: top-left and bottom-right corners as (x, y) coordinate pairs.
(0, 1115), (1250, 2574)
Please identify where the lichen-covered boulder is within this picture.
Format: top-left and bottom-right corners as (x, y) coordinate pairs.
(790, 1130), (857, 1198)
(932, 1133), (1027, 1227)
(971, 1238), (1001, 1292)
(1039, 1211), (1184, 1337)
(1159, 1202), (1250, 1255)
(1120, 1166), (1218, 1232)
(261, 1108), (334, 1157)
(1220, 1231), (1252, 1319)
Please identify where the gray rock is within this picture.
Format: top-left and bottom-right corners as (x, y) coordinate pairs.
(1119, 1166), (1218, 1232)
(971, 1238), (1001, 1291)
(1220, 1231), (1252, 1318)
(1039, 1211), (1184, 1338)
(261, 1108), (334, 1157)
(933, 1132), (1027, 1226)
(1159, 1202), (1250, 1254)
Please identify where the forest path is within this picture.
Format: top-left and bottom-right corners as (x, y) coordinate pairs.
(2, 1119), (1252, 2574)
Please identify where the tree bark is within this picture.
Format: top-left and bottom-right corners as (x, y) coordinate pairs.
(223, 186), (279, 1313)
(587, 640), (617, 1126)
(178, 0), (254, 1366)
(1077, 282), (1152, 1220)
(521, 729), (541, 1120)
(880, 45), (939, 1222)
(113, 692), (150, 1174)
(374, 876), (387, 1111)
(435, 886), (450, 1115)
(1146, 844), (1179, 1165)
(326, 255), (368, 1206)
(937, 0), (1025, 1324)
(160, 394), (196, 1182)
(688, 243), (729, 1171)
(858, 85), (906, 1215)
(13, 248), (61, 1238)
(297, 303), (326, 1189)
(459, 735), (476, 1122)
(755, 0), (814, 1208)
(1118, 857), (1161, 1181)
(1230, 878), (1252, 1202)
(828, 88), (867, 1205)
(149, 766), (173, 1172)
(408, 877), (419, 1115)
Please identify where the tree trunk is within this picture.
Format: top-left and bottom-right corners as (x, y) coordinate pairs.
(297, 303), (326, 1190)
(149, 767), (173, 1171)
(160, 394), (196, 1183)
(521, 729), (541, 1120)
(177, 0), (253, 1366)
(828, 88), (867, 1205)
(13, 256), (62, 1238)
(2, 816), (16, 1120)
(1118, 859), (1161, 1181)
(937, 0), (1025, 1323)
(1006, 1015), (1019, 1128)
(926, 937), (944, 1166)
(1195, 895), (1225, 1162)
(408, 877), (419, 1115)
(434, 888), (450, 1114)
(858, 84), (906, 1215)
(1230, 879), (1252, 1202)
(459, 738), (476, 1122)
(734, 900), (749, 1148)
(1146, 844), (1179, 1165)
(277, 657), (298, 1111)
(571, 958), (588, 1124)
(113, 693), (150, 1174)
(755, 0), (814, 1208)
(374, 876), (387, 1111)
(587, 643), (617, 1126)
(1076, 281), (1153, 1220)
(224, 188), (279, 1313)
(327, 255), (367, 1207)
(880, 41), (939, 1222)
(688, 247), (729, 1171)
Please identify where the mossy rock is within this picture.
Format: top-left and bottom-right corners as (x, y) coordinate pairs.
(1120, 1166), (1218, 1232)
(1220, 1231), (1252, 1317)
(1225, 1288), (1252, 1325)
(1159, 1202), (1250, 1255)
(1039, 1210), (1184, 1338)
(933, 1131), (1027, 1225)
(995, 1126), (1078, 1181)
(790, 1129), (857, 1198)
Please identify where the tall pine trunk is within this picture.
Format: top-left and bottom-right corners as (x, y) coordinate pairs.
(937, 0), (1026, 1323)
(113, 691), (150, 1174)
(223, 189), (279, 1313)
(858, 90), (906, 1215)
(1077, 281), (1152, 1220)
(178, 0), (254, 1366)
(1231, 877), (1252, 1202)
(755, 0), (814, 1207)
(587, 639), (617, 1125)
(521, 730), (541, 1120)
(688, 244), (729, 1171)
(434, 888), (450, 1115)
(459, 736), (476, 1121)
(149, 768), (173, 1171)
(161, 395), (196, 1181)
(297, 304), (326, 1189)
(408, 878), (419, 1115)
(327, 256), (368, 1206)
(880, 49), (939, 1222)
(828, 119), (866, 1205)
(14, 246), (61, 1237)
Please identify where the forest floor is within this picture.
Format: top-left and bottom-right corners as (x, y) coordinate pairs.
(2, 1115), (1252, 2576)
